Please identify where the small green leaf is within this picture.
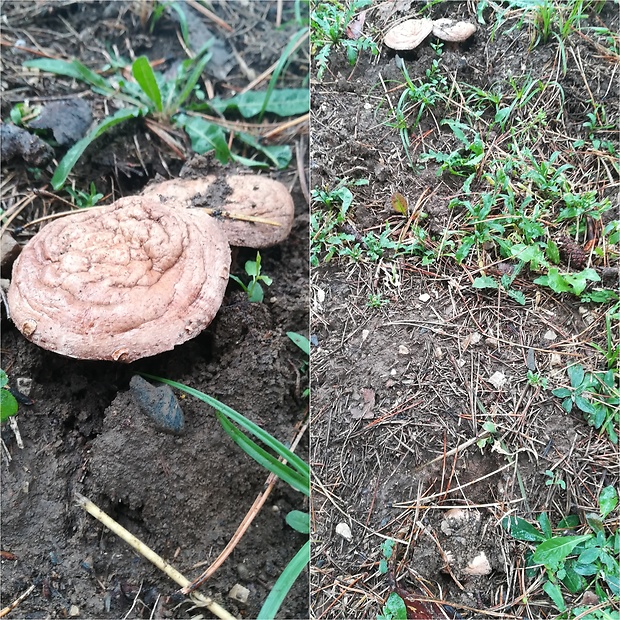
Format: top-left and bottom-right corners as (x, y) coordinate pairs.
(24, 58), (113, 93)
(599, 485), (618, 518)
(247, 282), (264, 303)
(473, 275), (499, 289)
(0, 370), (7, 389)
(210, 88), (310, 118)
(131, 56), (162, 112)
(538, 512), (553, 539)
(175, 115), (230, 163)
(1, 389), (19, 423)
(501, 516), (546, 542)
(568, 364), (585, 388)
(546, 239), (561, 264)
(285, 510), (309, 534)
(574, 395), (597, 414)
(552, 387), (572, 398)
(287, 332), (310, 356)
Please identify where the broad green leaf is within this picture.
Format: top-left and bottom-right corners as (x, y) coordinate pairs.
(574, 395), (597, 414)
(532, 535), (593, 570)
(285, 510), (309, 534)
(546, 239), (561, 264)
(568, 364), (585, 388)
(507, 288), (526, 305)
(501, 516), (546, 542)
(175, 115), (230, 163)
(1, 389), (18, 423)
(0, 370), (7, 389)
(557, 515), (580, 529)
(599, 485), (618, 518)
(51, 106), (143, 189)
(236, 132), (291, 169)
(287, 332), (310, 356)
(534, 268), (572, 293)
(210, 88), (310, 118)
(24, 58), (113, 93)
(542, 581), (566, 611)
(258, 540), (309, 620)
(131, 56), (162, 112)
(585, 513), (604, 535)
(552, 387), (572, 398)
(606, 573), (620, 595)
(577, 547), (600, 564)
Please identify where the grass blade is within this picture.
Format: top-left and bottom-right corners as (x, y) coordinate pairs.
(257, 540), (310, 620)
(215, 412), (308, 496)
(139, 374), (310, 479)
(51, 107), (143, 190)
(259, 27), (309, 121)
(24, 58), (113, 94)
(131, 56), (162, 112)
(170, 46), (212, 112)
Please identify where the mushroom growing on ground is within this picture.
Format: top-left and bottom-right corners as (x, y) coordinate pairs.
(7, 175), (294, 362)
(432, 19), (477, 43)
(383, 18), (433, 51)
(142, 174), (294, 248)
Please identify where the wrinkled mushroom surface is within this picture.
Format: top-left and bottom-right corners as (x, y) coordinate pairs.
(142, 174), (294, 248)
(8, 196), (231, 362)
(383, 18), (433, 50)
(432, 19), (476, 42)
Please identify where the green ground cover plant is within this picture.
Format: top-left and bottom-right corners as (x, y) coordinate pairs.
(503, 485), (619, 617)
(0, 369), (18, 423)
(311, 0), (378, 80)
(22, 30), (309, 188)
(230, 252), (273, 303)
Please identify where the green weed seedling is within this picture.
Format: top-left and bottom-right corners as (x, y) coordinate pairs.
(544, 469), (566, 490)
(311, 0), (378, 80)
(311, 178), (368, 266)
(66, 182), (104, 208)
(377, 539), (407, 620)
(527, 371), (549, 389)
(591, 302), (620, 371)
(367, 293), (389, 309)
(502, 486), (619, 616)
(23, 33), (309, 188)
(140, 374), (309, 620)
(230, 252), (273, 303)
(552, 364), (619, 444)
(1, 369), (18, 423)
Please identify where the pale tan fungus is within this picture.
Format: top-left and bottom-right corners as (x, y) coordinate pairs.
(8, 196), (231, 362)
(383, 18), (433, 51)
(142, 175), (294, 248)
(432, 19), (477, 42)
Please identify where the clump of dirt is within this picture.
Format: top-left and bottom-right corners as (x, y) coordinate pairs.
(1, 2), (309, 619)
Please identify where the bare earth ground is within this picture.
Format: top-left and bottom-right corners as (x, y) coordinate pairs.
(1, 2), (309, 619)
(310, 1), (618, 619)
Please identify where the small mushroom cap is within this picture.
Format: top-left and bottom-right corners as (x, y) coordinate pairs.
(142, 175), (294, 248)
(432, 19), (476, 42)
(384, 18), (433, 50)
(8, 197), (231, 362)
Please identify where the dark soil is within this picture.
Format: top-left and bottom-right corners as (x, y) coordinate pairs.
(310, 1), (618, 618)
(1, 2), (309, 619)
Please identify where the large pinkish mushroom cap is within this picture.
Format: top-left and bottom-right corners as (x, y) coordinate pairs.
(7, 196), (231, 362)
(142, 174), (295, 248)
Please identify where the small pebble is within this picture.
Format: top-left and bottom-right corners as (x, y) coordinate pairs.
(488, 371), (506, 389)
(335, 522), (352, 541)
(69, 605), (80, 617)
(229, 584), (250, 604)
(398, 345), (409, 355)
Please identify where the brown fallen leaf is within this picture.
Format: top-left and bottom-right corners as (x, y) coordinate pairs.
(346, 10), (366, 40)
(391, 192), (408, 216)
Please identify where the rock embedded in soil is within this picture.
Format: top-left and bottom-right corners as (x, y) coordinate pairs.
(0, 123), (54, 166)
(129, 375), (185, 434)
(1, 232), (21, 273)
(28, 98), (92, 146)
